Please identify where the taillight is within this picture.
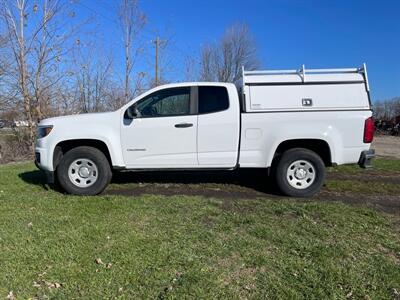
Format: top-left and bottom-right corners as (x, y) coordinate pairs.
(363, 117), (374, 143)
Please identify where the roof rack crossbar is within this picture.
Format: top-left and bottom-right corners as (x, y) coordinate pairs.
(242, 64), (369, 89)
(243, 65), (365, 77)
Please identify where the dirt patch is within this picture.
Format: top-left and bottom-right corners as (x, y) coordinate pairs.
(314, 191), (400, 215)
(106, 183), (268, 200)
(104, 168), (400, 215)
(107, 169), (278, 199)
(373, 135), (400, 159)
(326, 171), (400, 185)
(107, 184), (400, 215)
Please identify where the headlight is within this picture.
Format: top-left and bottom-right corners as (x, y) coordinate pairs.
(37, 125), (53, 139)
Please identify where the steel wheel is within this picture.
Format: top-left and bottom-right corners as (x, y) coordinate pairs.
(68, 158), (98, 188)
(286, 159), (316, 190)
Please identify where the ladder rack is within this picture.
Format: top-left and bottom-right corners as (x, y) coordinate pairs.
(242, 63), (370, 91)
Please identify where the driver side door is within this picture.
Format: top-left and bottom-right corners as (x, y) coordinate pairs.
(121, 87), (198, 168)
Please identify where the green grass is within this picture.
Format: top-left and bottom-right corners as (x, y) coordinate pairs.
(0, 162), (399, 299)
(326, 179), (400, 194)
(372, 158), (400, 173)
(326, 159), (400, 194)
(331, 158), (400, 174)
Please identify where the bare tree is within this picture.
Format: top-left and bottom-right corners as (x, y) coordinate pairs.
(396, 100), (400, 118)
(119, 0), (146, 103)
(30, 0), (65, 120)
(374, 97), (400, 121)
(1, 0), (34, 142)
(199, 44), (218, 82)
(183, 54), (198, 82)
(373, 101), (385, 119)
(70, 40), (115, 113)
(1, 0), (81, 145)
(200, 23), (260, 84)
(0, 34), (8, 77)
(0, 33), (12, 114)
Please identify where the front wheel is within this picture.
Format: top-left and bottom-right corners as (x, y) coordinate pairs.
(56, 146), (112, 195)
(274, 148), (325, 197)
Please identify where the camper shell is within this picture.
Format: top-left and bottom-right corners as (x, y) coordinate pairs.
(241, 64), (371, 112)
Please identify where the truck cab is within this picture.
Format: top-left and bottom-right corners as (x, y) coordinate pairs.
(120, 83), (240, 168)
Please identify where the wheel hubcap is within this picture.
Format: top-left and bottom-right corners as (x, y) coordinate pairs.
(286, 160), (316, 189)
(68, 158), (98, 188)
(79, 167), (90, 178)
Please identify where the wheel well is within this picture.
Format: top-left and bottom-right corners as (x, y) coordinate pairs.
(53, 139), (112, 169)
(274, 139), (332, 166)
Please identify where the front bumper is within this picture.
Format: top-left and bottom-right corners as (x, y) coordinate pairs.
(358, 149), (375, 169)
(35, 156), (54, 184)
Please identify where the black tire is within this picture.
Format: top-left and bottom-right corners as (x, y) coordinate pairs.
(56, 146), (112, 195)
(274, 148), (325, 197)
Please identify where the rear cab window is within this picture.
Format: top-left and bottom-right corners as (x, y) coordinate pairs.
(198, 86), (229, 114)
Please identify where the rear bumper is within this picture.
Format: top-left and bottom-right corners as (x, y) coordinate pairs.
(358, 149), (375, 169)
(35, 158), (55, 183)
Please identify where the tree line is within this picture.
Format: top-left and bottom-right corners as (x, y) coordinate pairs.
(373, 97), (400, 122)
(0, 0), (259, 146)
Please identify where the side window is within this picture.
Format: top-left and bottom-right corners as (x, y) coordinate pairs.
(136, 87), (191, 118)
(198, 86), (229, 114)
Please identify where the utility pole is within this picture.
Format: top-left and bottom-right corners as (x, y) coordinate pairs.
(154, 36), (159, 86)
(153, 36), (166, 86)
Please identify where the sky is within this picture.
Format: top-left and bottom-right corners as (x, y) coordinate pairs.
(79, 0), (400, 101)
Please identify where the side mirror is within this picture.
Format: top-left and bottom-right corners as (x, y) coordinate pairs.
(125, 105), (139, 119)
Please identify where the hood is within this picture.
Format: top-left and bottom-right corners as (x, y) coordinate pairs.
(39, 111), (117, 127)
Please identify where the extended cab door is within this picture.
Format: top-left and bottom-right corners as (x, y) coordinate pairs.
(121, 87), (198, 168)
(197, 85), (240, 167)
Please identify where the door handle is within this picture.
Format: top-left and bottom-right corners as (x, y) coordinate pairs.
(175, 123), (193, 128)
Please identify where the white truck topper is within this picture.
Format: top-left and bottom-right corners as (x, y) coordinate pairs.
(241, 64), (371, 112)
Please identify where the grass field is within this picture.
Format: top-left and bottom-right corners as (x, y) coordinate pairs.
(0, 160), (399, 299)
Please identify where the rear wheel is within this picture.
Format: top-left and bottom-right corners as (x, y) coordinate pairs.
(274, 148), (325, 197)
(56, 146), (112, 195)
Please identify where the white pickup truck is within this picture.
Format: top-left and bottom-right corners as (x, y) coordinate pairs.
(35, 65), (375, 197)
